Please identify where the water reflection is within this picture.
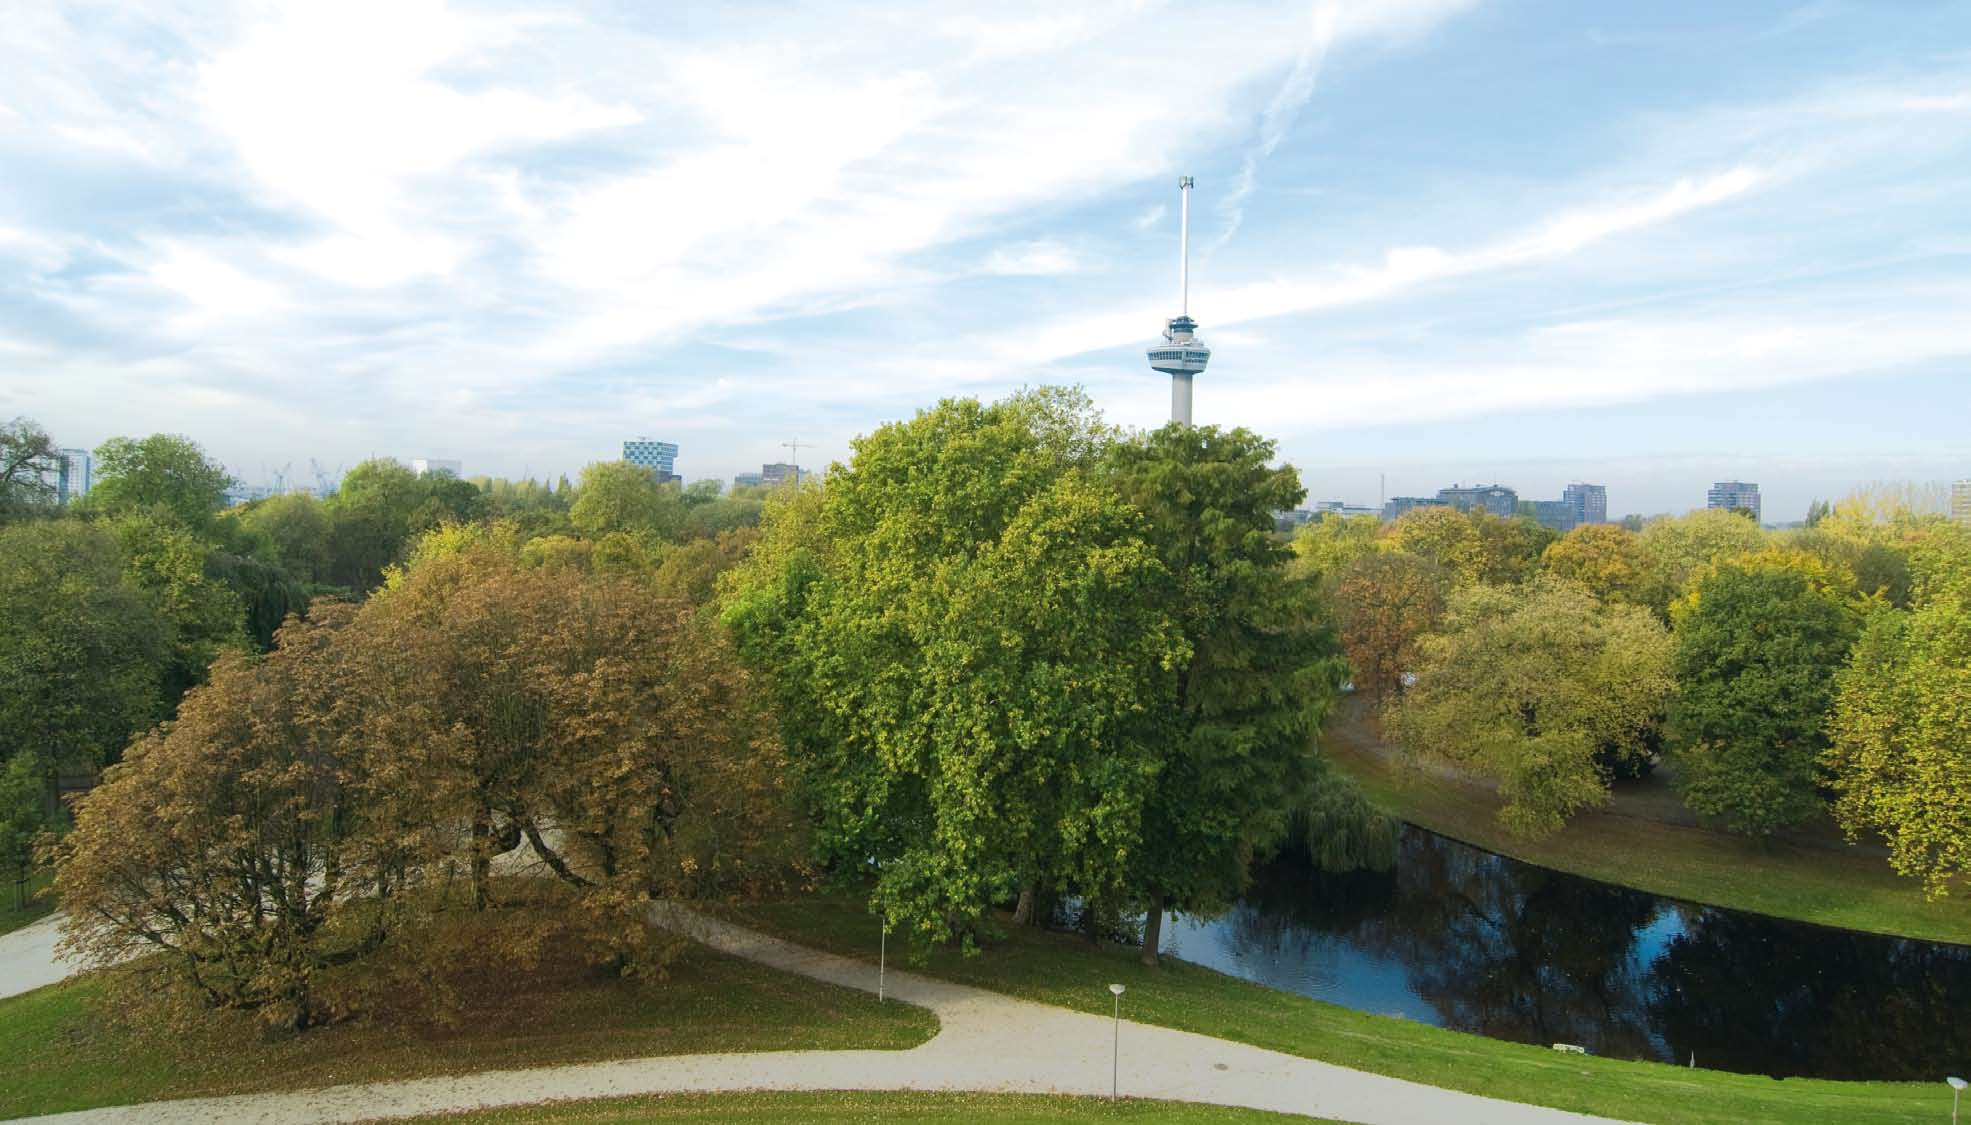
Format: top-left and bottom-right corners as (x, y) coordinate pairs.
(1161, 825), (1971, 1079)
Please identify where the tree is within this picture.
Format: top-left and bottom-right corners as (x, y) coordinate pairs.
(724, 390), (1186, 947)
(1386, 507), (1553, 587)
(569, 461), (686, 542)
(1824, 576), (1971, 897)
(1540, 523), (1648, 604)
(52, 607), (405, 1029)
(0, 417), (61, 521)
(236, 491), (334, 585)
(1288, 513), (1381, 584)
(325, 459), (424, 593)
(1667, 552), (1860, 837)
(1333, 551), (1446, 704)
(1105, 424), (1350, 964)
(1635, 509), (1768, 614)
(54, 555), (801, 1028)
(0, 521), (168, 773)
(0, 753), (48, 910)
(110, 510), (248, 704)
(84, 434), (233, 532)
(1387, 579), (1675, 836)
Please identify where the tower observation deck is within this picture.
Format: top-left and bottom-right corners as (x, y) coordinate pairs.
(1147, 175), (1209, 425)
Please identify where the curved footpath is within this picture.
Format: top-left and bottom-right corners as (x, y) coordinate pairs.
(11, 906), (1631, 1125)
(0, 912), (66, 1001)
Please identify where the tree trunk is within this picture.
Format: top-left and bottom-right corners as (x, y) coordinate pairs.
(470, 811), (493, 911)
(1140, 897), (1165, 967)
(1012, 884), (1037, 927)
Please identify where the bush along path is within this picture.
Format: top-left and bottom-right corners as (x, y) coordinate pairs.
(18, 906), (1625, 1125)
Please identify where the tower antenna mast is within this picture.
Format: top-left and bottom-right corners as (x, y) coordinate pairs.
(1147, 176), (1210, 425)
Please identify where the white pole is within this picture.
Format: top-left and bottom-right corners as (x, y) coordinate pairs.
(879, 924), (887, 1003)
(1178, 176), (1192, 318)
(1112, 992), (1120, 1101)
(1108, 983), (1125, 1101)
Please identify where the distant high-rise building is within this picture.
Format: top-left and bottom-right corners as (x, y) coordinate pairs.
(56, 448), (91, 505)
(622, 439), (679, 481)
(760, 462), (806, 486)
(1383, 496), (1449, 521)
(1953, 479), (1971, 525)
(1562, 483), (1607, 526)
(1707, 480), (1762, 523)
(733, 472), (766, 489)
(1531, 500), (1578, 533)
(410, 458), (462, 478)
(1437, 483), (1519, 518)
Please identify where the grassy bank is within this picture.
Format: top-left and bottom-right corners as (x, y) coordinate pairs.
(0, 870), (52, 937)
(1323, 717), (1971, 945)
(0, 942), (935, 1121)
(424, 1091), (1321, 1122)
(724, 892), (1941, 1125)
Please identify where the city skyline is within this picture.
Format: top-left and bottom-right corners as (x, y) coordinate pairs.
(5, 2), (1969, 521)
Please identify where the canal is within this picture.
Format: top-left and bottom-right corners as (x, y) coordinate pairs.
(1157, 824), (1971, 1080)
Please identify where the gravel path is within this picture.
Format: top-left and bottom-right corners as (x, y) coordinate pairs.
(19, 904), (1631, 1125)
(0, 913), (70, 1001)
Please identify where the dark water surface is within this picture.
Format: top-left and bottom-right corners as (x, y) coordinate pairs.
(1160, 825), (1971, 1080)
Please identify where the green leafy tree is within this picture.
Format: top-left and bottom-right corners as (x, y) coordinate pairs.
(724, 390), (1186, 947)
(0, 753), (49, 909)
(1667, 551), (1860, 837)
(1288, 513), (1381, 584)
(236, 491), (334, 586)
(1540, 523), (1649, 604)
(0, 521), (169, 772)
(325, 459), (424, 593)
(1825, 577), (1971, 896)
(1387, 506), (1553, 587)
(84, 434), (234, 532)
(1388, 579), (1675, 836)
(570, 460), (687, 543)
(110, 510), (248, 703)
(0, 417), (61, 521)
(1636, 508), (1768, 614)
(1105, 424), (1350, 963)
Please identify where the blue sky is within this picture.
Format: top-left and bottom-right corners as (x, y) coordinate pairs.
(3, 0), (1967, 520)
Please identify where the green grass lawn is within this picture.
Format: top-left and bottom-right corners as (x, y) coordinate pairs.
(1324, 726), (1971, 945)
(421, 1090), (1323, 1123)
(723, 892), (1945, 1125)
(0, 869), (53, 937)
(0, 942), (936, 1121)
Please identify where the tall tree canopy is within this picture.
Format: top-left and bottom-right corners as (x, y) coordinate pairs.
(724, 390), (1187, 947)
(1825, 565), (1971, 896)
(1386, 506), (1554, 588)
(1667, 551), (1861, 837)
(1105, 424), (1350, 962)
(1388, 579), (1675, 836)
(0, 417), (61, 521)
(1635, 509), (1769, 614)
(0, 521), (169, 772)
(1540, 523), (1649, 604)
(1332, 551), (1447, 704)
(55, 550), (797, 1028)
(569, 461), (686, 543)
(84, 434), (233, 532)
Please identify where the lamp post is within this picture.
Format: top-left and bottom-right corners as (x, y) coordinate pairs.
(879, 923), (887, 1003)
(1109, 983), (1126, 1101)
(1950, 1075), (1967, 1124)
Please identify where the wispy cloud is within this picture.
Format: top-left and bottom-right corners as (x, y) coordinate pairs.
(1209, 3), (1339, 254)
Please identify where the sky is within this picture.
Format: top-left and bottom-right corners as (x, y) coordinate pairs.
(3, 1), (1969, 522)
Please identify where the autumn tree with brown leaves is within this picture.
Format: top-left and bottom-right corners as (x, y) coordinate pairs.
(53, 551), (799, 1029)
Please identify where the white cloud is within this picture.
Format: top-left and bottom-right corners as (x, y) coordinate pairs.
(980, 240), (1085, 276)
